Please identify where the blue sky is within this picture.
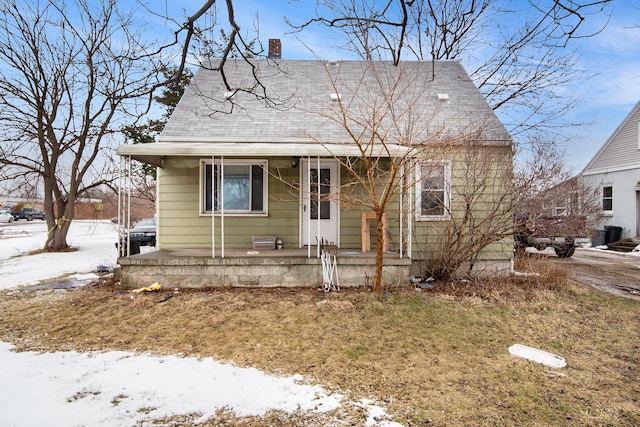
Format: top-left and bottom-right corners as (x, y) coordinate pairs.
(168, 0), (640, 172)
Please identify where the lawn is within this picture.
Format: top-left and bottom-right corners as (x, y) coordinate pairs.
(0, 256), (638, 426)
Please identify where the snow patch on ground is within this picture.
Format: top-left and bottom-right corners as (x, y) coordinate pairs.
(0, 342), (342, 426)
(0, 220), (118, 289)
(0, 220), (400, 426)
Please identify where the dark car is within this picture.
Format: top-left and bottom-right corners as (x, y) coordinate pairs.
(128, 218), (157, 246)
(116, 218), (156, 255)
(11, 207), (46, 221)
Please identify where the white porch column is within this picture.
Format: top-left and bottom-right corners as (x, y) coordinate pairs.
(408, 160), (413, 258)
(220, 155), (225, 259)
(400, 162), (404, 259)
(211, 156), (215, 259)
(307, 156), (311, 259)
(127, 156), (132, 257)
(117, 156), (125, 257)
(316, 156), (321, 258)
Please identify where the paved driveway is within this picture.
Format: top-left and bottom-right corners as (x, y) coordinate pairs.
(547, 248), (640, 301)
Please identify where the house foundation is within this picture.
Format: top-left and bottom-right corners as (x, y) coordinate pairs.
(115, 249), (412, 289)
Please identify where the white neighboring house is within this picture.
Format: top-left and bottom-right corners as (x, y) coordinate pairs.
(582, 101), (640, 238)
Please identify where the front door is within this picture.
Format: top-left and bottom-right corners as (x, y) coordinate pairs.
(301, 159), (339, 246)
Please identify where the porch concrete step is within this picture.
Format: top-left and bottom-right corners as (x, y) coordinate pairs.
(606, 238), (639, 253)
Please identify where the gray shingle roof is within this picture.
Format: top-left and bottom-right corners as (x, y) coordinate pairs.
(159, 59), (511, 146)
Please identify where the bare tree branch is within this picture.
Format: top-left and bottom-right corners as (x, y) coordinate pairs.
(289, 0), (613, 141)
(0, 0), (165, 249)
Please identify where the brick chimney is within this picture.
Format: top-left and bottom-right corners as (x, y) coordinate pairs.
(268, 39), (281, 59)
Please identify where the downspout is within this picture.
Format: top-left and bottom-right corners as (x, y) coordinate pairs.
(510, 259), (540, 277)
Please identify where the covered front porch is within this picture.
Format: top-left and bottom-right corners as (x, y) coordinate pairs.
(115, 247), (412, 289)
(115, 140), (416, 289)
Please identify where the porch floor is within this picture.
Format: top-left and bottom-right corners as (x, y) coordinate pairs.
(115, 247), (413, 289)
(127, 246), (401, 259)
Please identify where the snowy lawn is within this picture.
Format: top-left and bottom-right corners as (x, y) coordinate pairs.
(0, 220), (119, 289)
(0, 220), (400, 426)
(0, 341), (346, 426)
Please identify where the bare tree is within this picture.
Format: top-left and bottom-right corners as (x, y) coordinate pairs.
(0, 0), (267, 251)
(299, 61), (511, 289)
(0, 0), (171, 249)
(513, 140), (572, 220)
(514, 146), (603, 239)
(121, 67), (195, 203)
(416, 146), (514, 280)
(291, 0), (612, 140)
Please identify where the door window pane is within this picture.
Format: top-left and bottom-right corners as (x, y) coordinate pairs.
(310, 168), (331, 220)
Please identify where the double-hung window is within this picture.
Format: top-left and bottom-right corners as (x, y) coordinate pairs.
(416, 160), (451, 220)
(602, 185), (613, 213)
(201, 160), (267, 215)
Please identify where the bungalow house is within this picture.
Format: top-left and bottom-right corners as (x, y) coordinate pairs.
(582, 101), (640, 240)
(115, 47), (514, 288)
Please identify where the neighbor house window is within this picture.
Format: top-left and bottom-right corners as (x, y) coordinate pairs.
(602, 185), (613, 212)
(569, 191), (579, 212)
(416, 160), (451, 220)
(201, 160), (267, 215)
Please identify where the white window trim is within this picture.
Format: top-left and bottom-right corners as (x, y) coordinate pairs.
(415, 160), (451, 221)
(602, 184), (613, 216)
(199, 159), (269, 216)
(554, 207), (567, 216)
(568, 191), (580, 213)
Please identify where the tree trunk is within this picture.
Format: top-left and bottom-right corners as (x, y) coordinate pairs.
(43, 188), (74, 251)
(373, 210), (385, 291)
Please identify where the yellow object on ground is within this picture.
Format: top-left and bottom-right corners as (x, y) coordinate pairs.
(130, 283), (161, 293)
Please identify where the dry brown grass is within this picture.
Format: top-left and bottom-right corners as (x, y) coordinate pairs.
(0, 255), (638, 426)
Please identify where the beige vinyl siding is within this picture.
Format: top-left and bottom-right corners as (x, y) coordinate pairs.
(411, 145), (514, 262)
(156, 146), (512, 263)
(338, 204), (401, 250)
(158, 157), (299, 249)
(337, 160), (402, 250)
(587, 105), (640, 172)
(158, 155), (404, 251)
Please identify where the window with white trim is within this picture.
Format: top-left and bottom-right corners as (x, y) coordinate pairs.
(200, 160), (267, 215)
(416, 160), (451, 220)
(602, 185), (613, 213)
(569, 191), (579, 212)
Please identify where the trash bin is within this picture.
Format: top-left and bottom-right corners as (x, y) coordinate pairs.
(604, 226), (623, 244)
(129, 240), (141, 255)
(591, 229), (606, 246)
(117, 239), (140, 255)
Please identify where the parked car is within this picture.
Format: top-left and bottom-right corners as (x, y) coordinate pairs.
(117, 218), (157, 255)
(11, 207), (46, 221)
(0, 208), (14, 223)
(129, 218), (157, 246)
